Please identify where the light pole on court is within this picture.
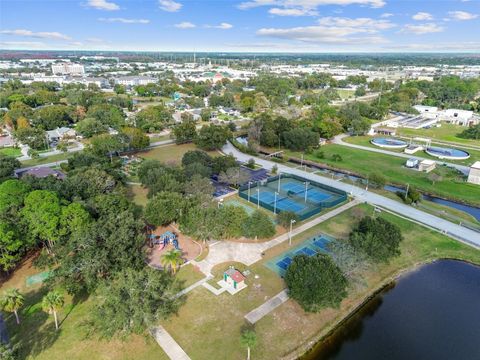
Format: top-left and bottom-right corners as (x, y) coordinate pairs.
(277, 172), (281, 192)
(289, 219), (296, 246)
(304, 181), (309, 202)
(274, 191), (279, 214)
(257, 187), (260, 208)
(247, 181), (252, 202)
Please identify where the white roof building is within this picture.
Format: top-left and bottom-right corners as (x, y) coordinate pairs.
(51, 63), (85, 76)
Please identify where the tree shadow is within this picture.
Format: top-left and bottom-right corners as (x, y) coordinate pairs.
(6, 288), (61, 360)
(58, 290), (89, 328)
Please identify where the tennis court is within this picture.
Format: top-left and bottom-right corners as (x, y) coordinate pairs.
(265, 234), (335, 276)
(238, 174), (347, 220)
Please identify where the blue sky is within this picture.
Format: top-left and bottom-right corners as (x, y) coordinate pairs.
(0, 0), (479, 52)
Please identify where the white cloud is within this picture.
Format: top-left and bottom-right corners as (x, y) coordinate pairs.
(174, 21), (196, 29)
(448, 11), (478, 21)
(269, 7), (318, 16)
(412, 12), (433, 21)
(98, 17), (150, 24)
(317, 17), (395, 30)
(86, 0), (119, 11)
(208, 22), (234, 29)
(239, 0), (386, 10)
(159, 0), (182, 12)
(380, 13), (393, 18)
(401, 23), (444, 34)
(0, 41), (45, 48)
(257, 16), (394, 44)
(0, 29), (72, 40)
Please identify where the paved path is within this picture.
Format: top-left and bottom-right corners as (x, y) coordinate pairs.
(332, 134), (470, 175)
(175, 275), (212, 298)
(193, 200), (359, 276)
(245, 290), (289, 324)
(151, 326), (191, 360)
(222, 142), (480, 248)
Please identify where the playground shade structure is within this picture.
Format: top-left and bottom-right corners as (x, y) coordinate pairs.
(265, 234), (334, 276)
(238, 174), (347, 220)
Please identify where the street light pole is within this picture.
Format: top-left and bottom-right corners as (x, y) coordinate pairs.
(274, 192), (278, 214)
(304, 181), (309, 202)
(277, 172), (281, 192)
(289, 219), (296, 246)
(257, 187), (260, 208)
(247, 181), (252, 202)
(405, 183), (410, 199)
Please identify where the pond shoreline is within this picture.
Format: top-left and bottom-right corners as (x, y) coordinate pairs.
(282, 257), (480, 360)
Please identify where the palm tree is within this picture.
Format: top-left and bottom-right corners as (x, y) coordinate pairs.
(0, 288), (24, 325)
(240, 329), (257, 360)
(42, 290), (64, 330)
(160, 249), (182, 274)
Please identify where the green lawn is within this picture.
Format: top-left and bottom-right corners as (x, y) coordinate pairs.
(128, 184), (149, 207)
(0, 147), (21, 157)
(397, 123), (480, 148)
(138, 143), (220, 165)
(336, 89), (355, 99)
(343, 135), (480, 166)
(20, 153), (72, 167)
(288, 144), (480, 206)
(3, 205), (480, 360)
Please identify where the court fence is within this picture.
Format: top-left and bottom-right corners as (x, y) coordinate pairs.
(238, 174), (347, 221)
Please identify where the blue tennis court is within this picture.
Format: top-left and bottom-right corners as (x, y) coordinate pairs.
(275, 198), (306, 213)
(238, 174), (347, 220)
(265, 234), (335, 276)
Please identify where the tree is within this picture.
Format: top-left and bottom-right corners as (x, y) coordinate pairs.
(136, 105), (172, 133)
(243, 210), (275, 239)
(86, 104), (125, 129)
(0, 221), (24, 272)
(91, 268), (183, 338)
(183, 175), (214, 202)
(240, 328), (257, 360)
(368, 173), (386, 189)
(114, 84), (126, 95)
(276, 211), (300, 229)
(0, 288), (24, 325)
(348, 216), (403, 263)
(160, 249), (183, 274)
(0, 155), (20, 182)
(458, 124), (480, 140)
(354, 86), (366, 97)
(14, 127), (48, 150)
(21, 190), (61, 252)
(76, 117), (108, 138)
(172, 120), (197, 144)
(121, 127), (150, 150)
(32, 105), (73, 130)
(181, 150), (212, 168)
(145, 192), (184, 226)
(218, 167), (250, 187)
(282, 128), (319, 152)
(195, 124), (231, 150)
(42, 290), (64, 330)
(428, 172), (443, 185)
(285, 254), (348, 312)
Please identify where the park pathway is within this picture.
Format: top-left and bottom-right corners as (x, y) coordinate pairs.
(193, 200), (359, 276)
(151, 326), (191, 360)
(245, 289), (289, 324)
(222, 142), (480, 248)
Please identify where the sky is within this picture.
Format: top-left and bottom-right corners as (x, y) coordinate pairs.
(0, 0), (479, 52)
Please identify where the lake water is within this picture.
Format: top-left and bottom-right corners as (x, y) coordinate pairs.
(302, 260), (480, 360)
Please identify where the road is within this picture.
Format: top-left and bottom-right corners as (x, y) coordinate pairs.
(18, 139), (175, 170)
(223, 142), (480, 247)
(332, 134), (471, 175)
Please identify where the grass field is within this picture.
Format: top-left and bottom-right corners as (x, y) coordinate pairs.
(336, 89), (355, 99)
(138, 143), (220, 165)
(396, 123), (480, 148)
(128, 184), (149, 207)
(160, 204), (480, 360)
(0, 147), (21, 157)
(2, 205), (480, 360)
(343, 135), (480, 166)
(287, 145), (480, 206)
(20, 153), (72, 167)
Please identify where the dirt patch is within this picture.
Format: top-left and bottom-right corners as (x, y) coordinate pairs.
(146, 224), (202, 269)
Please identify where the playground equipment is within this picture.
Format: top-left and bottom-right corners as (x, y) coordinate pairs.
(157, 231), (180, 250)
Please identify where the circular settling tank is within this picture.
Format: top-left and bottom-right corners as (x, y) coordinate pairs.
(425, 146), (470, 160)
(371, 137), (408, 149)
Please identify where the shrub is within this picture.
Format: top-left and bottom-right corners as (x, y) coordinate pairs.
(276, 211), (299, 228)
(331, 153), (343, 162)
(242, 210), (275, 239)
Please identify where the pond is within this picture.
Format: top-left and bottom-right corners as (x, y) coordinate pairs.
(302, 260), (480, 360)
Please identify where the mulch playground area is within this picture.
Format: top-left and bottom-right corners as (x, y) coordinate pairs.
(146, 224), (202, 269)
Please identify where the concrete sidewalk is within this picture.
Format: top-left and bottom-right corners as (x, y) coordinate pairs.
(151, 326), (191, 360)
(245, 290), (289, 324)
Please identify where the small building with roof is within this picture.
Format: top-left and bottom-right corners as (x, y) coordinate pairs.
(223, 266), (246, 291)
(15, 167), (65, 180)
(467, 161), (480, 185)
